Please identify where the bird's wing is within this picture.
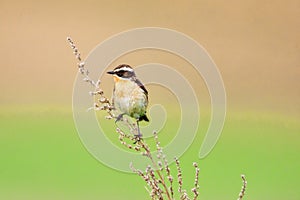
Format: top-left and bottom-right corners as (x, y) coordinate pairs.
(135, 79), (148, 95)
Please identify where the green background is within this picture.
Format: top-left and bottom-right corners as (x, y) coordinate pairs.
(1, 1), (299, 199)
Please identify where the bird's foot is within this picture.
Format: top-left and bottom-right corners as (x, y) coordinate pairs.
(133, 134), (143, 144)
(115, 113), (125, 123)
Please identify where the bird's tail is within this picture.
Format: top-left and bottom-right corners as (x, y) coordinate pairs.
(139, 115), (149, 122)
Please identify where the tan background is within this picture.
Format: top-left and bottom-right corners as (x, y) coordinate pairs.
(0, 0), (299, 116)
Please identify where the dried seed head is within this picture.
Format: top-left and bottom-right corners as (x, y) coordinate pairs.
(78, 62), (85, 68)
(238, 174), (247, 200)
(134, 146), (141, 151)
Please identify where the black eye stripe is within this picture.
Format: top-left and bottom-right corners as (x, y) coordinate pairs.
(116, 70), (125, 76)
(115, 70), (134, 78)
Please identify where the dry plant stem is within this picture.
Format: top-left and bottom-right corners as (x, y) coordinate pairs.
(191, 163), (200, 200)
(181, 190), (190, 200)
(154, 132), (174, 199)
(238, 174), (247, 200)
(137, 139), (172, 200)
(148, 166), (164, 199)
(130, 163), (162, 200)
(116, 120), (172, 199)
(117, 128), (171, 200)
(175, 157), (183, 194)
(67, 37), (115, 118)
(175, 158), (190, 200)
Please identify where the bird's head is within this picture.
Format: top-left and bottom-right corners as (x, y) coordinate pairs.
(107, 64), (136, 81)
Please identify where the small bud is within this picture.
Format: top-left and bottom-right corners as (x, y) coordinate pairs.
(78, 62), (85, 68)
(157, 161), (162, 168)
(96, 80), (101, 86)
(134, 146), (140, 151)
(97, 89), (104, 95)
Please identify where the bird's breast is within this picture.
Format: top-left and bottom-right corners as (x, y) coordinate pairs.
(114, 79), (136, 97)
(113, 80), (147, 116)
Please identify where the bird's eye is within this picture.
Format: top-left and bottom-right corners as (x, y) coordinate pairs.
(116, 71), (124, 77)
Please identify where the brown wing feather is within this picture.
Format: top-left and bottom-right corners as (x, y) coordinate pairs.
(134, 78), (149, 122)
(135, 79), (148, 95)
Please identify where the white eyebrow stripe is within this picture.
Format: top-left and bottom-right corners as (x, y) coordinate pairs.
(114, 67), (134, 72)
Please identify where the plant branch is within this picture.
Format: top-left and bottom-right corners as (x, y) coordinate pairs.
(237, 174), (247, 200)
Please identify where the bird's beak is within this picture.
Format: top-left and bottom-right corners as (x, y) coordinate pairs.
(107, 71), (115, 75)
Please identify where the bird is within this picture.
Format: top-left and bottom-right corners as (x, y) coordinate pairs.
(107, 64), (149, 137)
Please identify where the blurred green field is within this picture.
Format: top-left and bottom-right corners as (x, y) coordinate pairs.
(0, 106), (299, 200)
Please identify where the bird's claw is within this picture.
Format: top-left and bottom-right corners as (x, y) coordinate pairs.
(133, 134), (143, 144)
(115, 113), (125, 123)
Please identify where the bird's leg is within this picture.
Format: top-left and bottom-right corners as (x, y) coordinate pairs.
(115, 113), (125, 123)
(136, 120), (142, 138)
(133, 120), (143, 144)
(134, 120), (142, 138)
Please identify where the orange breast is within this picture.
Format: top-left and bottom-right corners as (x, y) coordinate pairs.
(113, 76), (119, 83)
(114, 76), (128, 83)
